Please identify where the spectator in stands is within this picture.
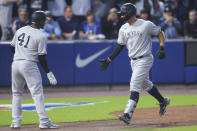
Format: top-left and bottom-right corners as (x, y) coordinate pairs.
(189, 0), (197, 11)
(184, 10), (197, 39)
(41, 11), (62, 40)
(134, 0), (164, 25)
(173, 0), (197, 24)
(101, 8), (122, 39)
(0, 0), (23, 40)
(172, 0), (189, 24)
(135, 0), (164, 16)
(92, 0), (111, 23)
(22, 0), (48, 17)
(47, 0), (67, 20)
(57, 6), (80, 40)
(71, 0), (91, 23)
(12, 6), (30, 34)
(164, 0), (177, 13)
(140, 8), (150, 21)
(151, 0), (165, 24)
(159, 7), (182, 39)
(79, 10), (105, 40)
(112, 0), (136, 8)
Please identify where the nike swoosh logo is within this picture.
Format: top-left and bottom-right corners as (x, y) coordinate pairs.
(76, 46), (111, 68)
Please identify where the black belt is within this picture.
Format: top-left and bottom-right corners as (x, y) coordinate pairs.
(132, 54), (150, 60)
(132, 56), (144, 60)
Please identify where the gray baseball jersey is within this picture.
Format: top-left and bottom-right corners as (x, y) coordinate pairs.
(117, 19), (161, 58)
(11, 26), (47, 62)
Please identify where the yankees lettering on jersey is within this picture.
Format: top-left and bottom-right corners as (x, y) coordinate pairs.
(124, 30), (143, 38)
(11, 26), (47, 62)
(117, 19), (161, 58)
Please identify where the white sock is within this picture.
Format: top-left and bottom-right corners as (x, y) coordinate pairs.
(124, 99), (137, 117)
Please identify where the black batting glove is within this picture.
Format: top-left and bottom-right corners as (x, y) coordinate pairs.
(99, 58), (111, 71)
(156, 46), (165, 59)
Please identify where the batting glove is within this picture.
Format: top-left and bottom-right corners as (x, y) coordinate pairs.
(47, 72), (57, 85)
(99, 58), (111, 71)
(156, 46), (165, 59)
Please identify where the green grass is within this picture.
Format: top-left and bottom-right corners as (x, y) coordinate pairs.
(125, 125), (197, 131)
(0, 95), (197, 126)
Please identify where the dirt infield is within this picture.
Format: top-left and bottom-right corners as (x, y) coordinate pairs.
(1, 106), (197, 131)
(0, 84), (197, 131)
(1, 84), (197, 99)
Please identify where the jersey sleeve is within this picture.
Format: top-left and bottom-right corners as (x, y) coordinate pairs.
(38, 35), (47, 55)
(11, 32), (17, 47)
(117, 28), (126, 45)
(148, 21), (161, 36)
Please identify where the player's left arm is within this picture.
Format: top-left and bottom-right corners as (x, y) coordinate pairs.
(158, 31), (165, 47)
(38, 35), (50, 72)
(38, 36), (57, 85)
(38, 55), (50, 73)
(157, 31), (165, 59)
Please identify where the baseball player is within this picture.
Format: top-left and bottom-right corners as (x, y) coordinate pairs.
(99, 3), (170, 124)
(10, 11), (58, 129)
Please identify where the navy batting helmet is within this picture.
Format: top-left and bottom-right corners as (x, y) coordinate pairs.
(31, 11), (46, 24)
(119, 3), (136, 21)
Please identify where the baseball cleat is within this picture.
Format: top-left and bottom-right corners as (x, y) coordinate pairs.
(39, 122), (59, 129)
(10, 123), (21, 129)
(159, 97), (170, 116)
(119, 113), (131, 125)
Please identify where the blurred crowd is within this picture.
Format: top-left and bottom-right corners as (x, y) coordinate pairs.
(0, 0), (197, 41)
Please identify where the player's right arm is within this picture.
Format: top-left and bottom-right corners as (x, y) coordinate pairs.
(10, 31), (17, 54)
(99, 26), (125, 71)
(38, 35), (57, 85)
(148, 21), (165, 59)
